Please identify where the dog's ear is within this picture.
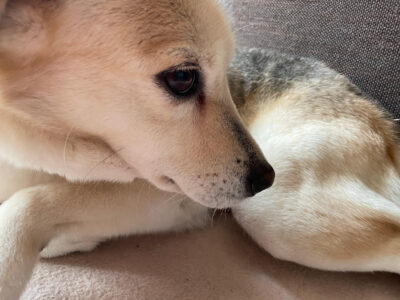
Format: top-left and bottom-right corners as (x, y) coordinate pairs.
(0, 0), (51, 65)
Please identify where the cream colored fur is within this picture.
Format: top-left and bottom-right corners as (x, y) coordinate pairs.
(0, 1), (400, 299)
(0, 1), (269, 298)
(234, 83), (400, 273)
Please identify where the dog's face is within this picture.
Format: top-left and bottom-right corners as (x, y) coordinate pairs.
(0, 0), (274, 208)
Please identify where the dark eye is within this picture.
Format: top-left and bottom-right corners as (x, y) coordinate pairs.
(163, 69), (198, 97)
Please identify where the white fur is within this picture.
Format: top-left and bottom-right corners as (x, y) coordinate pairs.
(2, 94), (399, 298)
(233, 96), (400, 273)
(0, 162), (209, 299)
(0, 1), (399, 299)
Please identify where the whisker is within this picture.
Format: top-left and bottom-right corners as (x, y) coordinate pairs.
(63, 127), (74, 170)
(210, 208), (218, 226)
(83, 147), (125, 181)
(223, 208), (228, 221)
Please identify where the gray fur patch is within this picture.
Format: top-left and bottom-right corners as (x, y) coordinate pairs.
(228, 48), (363, 107)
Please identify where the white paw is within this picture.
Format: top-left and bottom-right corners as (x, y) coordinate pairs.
(40, 239), (100, 258)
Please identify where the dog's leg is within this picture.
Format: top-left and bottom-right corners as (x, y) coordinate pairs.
(233, 177), (400, 273)
(233, 89), (400, 273)
(233, 120), (400, 274)
(39, 181), (209, 258)
(0, 180), (209, 299)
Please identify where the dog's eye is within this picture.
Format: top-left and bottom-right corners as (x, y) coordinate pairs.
(163, 69), (198, 97)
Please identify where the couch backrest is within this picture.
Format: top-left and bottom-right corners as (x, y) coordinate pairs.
(230, 0), (400, 119)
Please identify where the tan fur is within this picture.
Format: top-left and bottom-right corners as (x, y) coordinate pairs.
(0, 1), (400, 299)
(233, 78), (400, 273)
(0, 1), (277, 298)
(0, 0), (271, 205)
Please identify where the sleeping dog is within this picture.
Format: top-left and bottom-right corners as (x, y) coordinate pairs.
(0, 1), (399, 298)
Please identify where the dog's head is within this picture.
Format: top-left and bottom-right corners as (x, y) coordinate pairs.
(0, 0), (274, 208)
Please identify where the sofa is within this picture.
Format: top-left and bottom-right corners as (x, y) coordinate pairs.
(230, 0), (400, 120)
(23, 1), (400, 299)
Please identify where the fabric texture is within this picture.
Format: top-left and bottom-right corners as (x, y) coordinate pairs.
(23, 218), (400, 300)
(230, 0), (400, 119)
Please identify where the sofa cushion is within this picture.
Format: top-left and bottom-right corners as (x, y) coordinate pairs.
(23, 218), (400, 299)
(230, 0), (400, 119)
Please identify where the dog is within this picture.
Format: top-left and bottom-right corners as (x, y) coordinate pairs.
(0, 0), (399, 298)
(229, 49), (400, 274)
(0, 1), (274, 298)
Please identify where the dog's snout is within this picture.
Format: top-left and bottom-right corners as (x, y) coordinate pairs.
(246, 161), (275, 196)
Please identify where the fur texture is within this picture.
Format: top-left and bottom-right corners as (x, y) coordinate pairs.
(0, 1), (399, 299)
(229, 49), (400, 273)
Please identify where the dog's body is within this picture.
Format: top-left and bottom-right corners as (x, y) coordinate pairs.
(229, 49), (400, 273)
(0, 1), (400, 298)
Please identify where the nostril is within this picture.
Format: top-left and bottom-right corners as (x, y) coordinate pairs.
(246, 162), (275, 196)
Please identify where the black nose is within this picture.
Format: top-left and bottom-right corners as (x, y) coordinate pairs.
(246, 161), (275, 196)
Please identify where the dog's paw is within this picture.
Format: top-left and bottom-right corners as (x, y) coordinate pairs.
(40, 239), (100, 258)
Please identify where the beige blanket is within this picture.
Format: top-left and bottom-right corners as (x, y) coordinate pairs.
(23, 217), (400, 299)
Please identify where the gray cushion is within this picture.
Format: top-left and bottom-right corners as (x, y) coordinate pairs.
(230, 0), (400, 119)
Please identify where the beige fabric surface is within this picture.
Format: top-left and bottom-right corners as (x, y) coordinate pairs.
(22, 217), (400, 299)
